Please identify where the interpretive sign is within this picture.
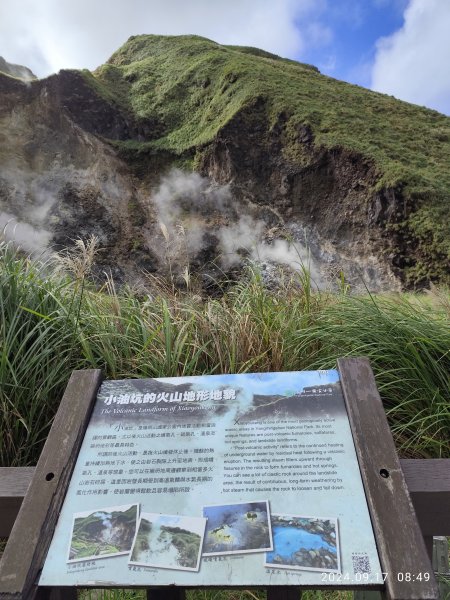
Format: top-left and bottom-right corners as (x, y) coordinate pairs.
(39, 370), (383, 587)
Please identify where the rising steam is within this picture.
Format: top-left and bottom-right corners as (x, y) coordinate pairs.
(149, 169), (323, 284)
(0, 211), (52, 255)
(0, 161), (323, 287)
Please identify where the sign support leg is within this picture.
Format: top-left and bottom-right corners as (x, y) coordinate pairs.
(267, 587), (302, 600)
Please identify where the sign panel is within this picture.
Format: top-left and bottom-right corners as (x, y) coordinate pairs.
(40, 370), (383, 587)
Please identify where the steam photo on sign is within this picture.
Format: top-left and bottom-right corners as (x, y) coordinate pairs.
(202, 501), (273, 555)
(67, 504), (138, 562)
(265, 514), (340, 572)
(129, 513), (206, 572)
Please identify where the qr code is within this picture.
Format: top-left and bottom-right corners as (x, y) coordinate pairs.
(352, 553), (371, 574)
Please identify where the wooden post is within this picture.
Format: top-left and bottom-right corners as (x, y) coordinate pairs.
(147, 589), (185, 600)
(337, 358), (439, 600)
(35, 588), (77, 600)
(432, 537), (450, 600)
(0, 369), (103, 600)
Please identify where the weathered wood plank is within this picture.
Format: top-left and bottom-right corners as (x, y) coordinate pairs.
(337, 357), (439, 600)
(400, 459), (450, 536)
(0, 467), (35, 542)
(2, 461), (449, 539)
(0, 468), (35, 538)
(0, 468), (34, 496)
(0, 369), (103, 600)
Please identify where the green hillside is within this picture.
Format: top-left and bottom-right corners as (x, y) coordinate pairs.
(79, 34), (449, 285)
(94, 34), (449, 177)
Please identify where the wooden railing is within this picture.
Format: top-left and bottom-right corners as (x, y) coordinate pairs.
(1, 462), (449, 599)
(1, 459), (449, 597)
(2, 460), (449, 546)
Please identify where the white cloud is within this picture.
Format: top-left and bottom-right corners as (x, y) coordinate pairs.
(305, 22), (333, 48)
(371, 0), (450, 115)
(319, 53), (337, 73)
(0, 0), (324, 78)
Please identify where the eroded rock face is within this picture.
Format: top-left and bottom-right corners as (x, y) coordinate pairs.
(0, 71), (159, 284)
(0, 69), (434, 292)
(198, 99), (404, 290)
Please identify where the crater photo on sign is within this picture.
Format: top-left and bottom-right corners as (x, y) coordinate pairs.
(202, 500), (273, 555)
(67, 504), (138, 562)
(129, 513), (206, 572)
(265, 514), (340, 572)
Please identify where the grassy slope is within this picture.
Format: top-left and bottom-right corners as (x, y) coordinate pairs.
(83, 35), (450, 284)
(96, 35), (450, 183)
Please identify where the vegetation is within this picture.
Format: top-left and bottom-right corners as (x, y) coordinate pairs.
(1, 241), (448, 467)
(82, 35), (450, 284)
(96, 34), (450, 189)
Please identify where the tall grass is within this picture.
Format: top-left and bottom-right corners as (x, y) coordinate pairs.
(0, 241), (449, 466)
(287, 292), (450, 457)
(0, 246), (80, 465)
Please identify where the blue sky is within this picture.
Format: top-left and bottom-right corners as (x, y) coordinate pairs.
(1, 0), (449, 115)
(295, 0), (408, 88)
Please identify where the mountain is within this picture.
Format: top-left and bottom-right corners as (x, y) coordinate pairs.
(0, 35), (449, 290)
(0, 57), (36, 81)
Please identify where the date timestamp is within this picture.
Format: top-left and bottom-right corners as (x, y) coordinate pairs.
(395, 572), (431, 582)
(321, 572), (431, 583)
(321, 572), (388, 583)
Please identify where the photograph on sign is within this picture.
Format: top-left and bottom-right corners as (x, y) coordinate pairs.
(67, 504), (138, 562)
(129, 513), (206, 572)
(265, 514), (340, 573)
(202, 500), (273, 555)
(40, 370), (383, 587)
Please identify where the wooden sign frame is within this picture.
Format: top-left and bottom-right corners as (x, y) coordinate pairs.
(0, 370), (102, 600)
(0, 360), (440, 600)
